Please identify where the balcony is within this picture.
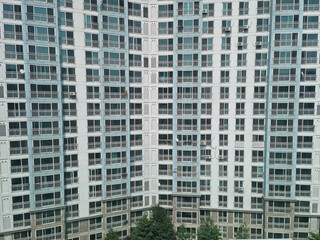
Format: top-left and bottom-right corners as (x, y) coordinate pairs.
(10, 147), (28, 155)
(268, 175), (292, 182)
(12, 183), (29, 192)
(177, 125), (197, 131)
(177, 172), (197, 178)
(268, 191), (291, 198)
(276, 3), (299, 10)
(296, 191), (311, 197)
(177, 140), (197, 147)
(27, 13), (55, 23)
(275, 22), (299, 29)
(106, 204), (127, 213)
(104, 59), (126, 66)
(33, 145), (60, 154)
(272, 75), (296, 82)
(270, 142), (293, 149)
(28, 33), (55, 43)
(105, 141), (126, 149)
(106, 173), (127, 181)
(103, 23), (125, 32)
(35, 199), (61, 208)
(158, 124), (173, 130)
(105, 126), (126, 132)
(177, 156), (197, 162)
(35, 181), (61, 190)
(159, 199), (173, 206)
(34, 163), (60, 172)
(102, 4), (125, 13)
(271, 92), (295, 99)
(274, 39), (298, 47)
(296, 175), (312, 181)
(130, 109), (142, 115)
(159, 185), (173, 191)
(271, 109), (294, 116)
(177, 187), (197, 193)
(297, 142), (313, 148)
(4, 31), (23, 40)
(29, 53), (56, 62)
(177, 109), (197, 115)
(177, 77), (198, 83)
(268, 223), (290, 230)
(12, 202), (30, 210)
(105, 92), (126, 99)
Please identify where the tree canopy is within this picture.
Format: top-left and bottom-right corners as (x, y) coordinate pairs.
(128, 205), (176, 240)
(308, 232), (320, 240)
(176, 224), (192, 240)
(105, 228), (120, 240)
(234, 223), (250, 239)
(197, 216), (221, 240)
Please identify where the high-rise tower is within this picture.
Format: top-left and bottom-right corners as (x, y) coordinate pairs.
(0, 0), (320, 239)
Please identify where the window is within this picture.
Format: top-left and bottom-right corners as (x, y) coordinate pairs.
(221, 54), (230, 67)
(128, 20), (142, 33)
(237, 54), (247, 66)
(239, 2), (249, 15)
(84, 0), (98, 11)
(85, 33), (99, 47)
(257, 18), (269, 31)
(178, 19), (199, 33)
(203, 3), (214, 16)
(257, 0), (270, 14)
(27, 6), (54, 23)
(222, 20), (231, 33)
(222, 37), (231, 50)
(222, 2), (232, 16)
(238, 19), (249, 33)
(62, 67), (75, 81)
(59, 11), (73, 26)
(3, 4), (22, 20)
(256, 36), (269, 49)
(86, 51), (99, 65)
(3, 24), (21, 40)
(85, 15), (98, 29)
(158, 5), (174, 18)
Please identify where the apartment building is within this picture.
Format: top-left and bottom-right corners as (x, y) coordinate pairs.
(0, 0), (319, 239)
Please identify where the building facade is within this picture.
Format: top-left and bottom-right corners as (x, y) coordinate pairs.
(0, 0), (320, 239)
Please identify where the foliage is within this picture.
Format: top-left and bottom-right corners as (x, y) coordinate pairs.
(176, 224), (192, 240)
(234, 223), (250, 239)
(308, 232), (320, 240)
(105, 228), (120, 240)
(130, 214), (153, 240)
(197, 216), (221, 240)
(128, 205), (176, 240)
(150, 205), (176, 240)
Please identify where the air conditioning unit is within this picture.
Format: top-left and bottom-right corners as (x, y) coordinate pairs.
(200, 140), (206, 146)
(243, 25), (249, 29)
(237, 42), (243, 46)
(202, 9), (208, 14)
(255, 41), (262, 46)
(224, 27), (231, 32)
(238, 187), (244, 192)
(70, 92), (76, 96)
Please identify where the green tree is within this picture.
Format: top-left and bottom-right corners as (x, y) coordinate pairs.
(130, 214), (153, 240)
(105, 228), (119, 240)
(197, 216), (221, 240)
(177, 224), (192, 240)
(234, 223), (250, 239)
(308, 232), (320, 240)
(128, 205), (176, 240)
(150, 205), (176, 240)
